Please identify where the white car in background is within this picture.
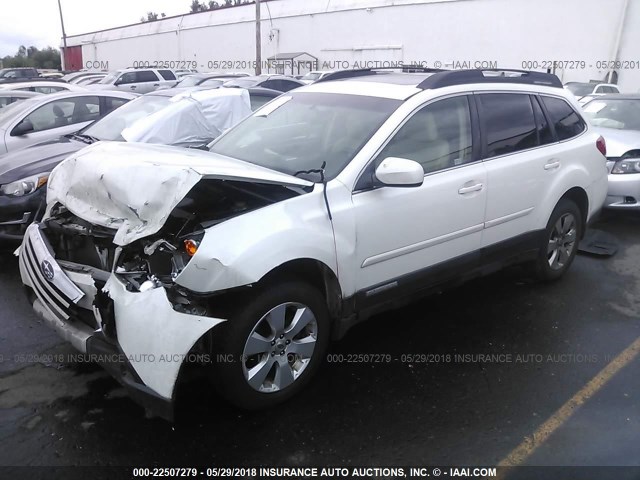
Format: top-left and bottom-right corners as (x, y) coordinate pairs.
(0, 81), (85, 94)
(300, 70), (335, 84)
(564, 82), (620, 105)
(0, 90), (136, 154)
(89, 68), (179, 94)
(19, 69), (607, 419)
(583, 94), (640, 209)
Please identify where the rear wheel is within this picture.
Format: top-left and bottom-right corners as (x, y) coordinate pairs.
(534, 199), (582, 281)
(212, 281), (330, 410)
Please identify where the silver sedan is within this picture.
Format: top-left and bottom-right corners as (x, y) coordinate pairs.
(0, 90), (137, 155)
(583, 94), (640, 210)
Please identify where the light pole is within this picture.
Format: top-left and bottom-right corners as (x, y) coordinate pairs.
(57, 0), (68, 70)
(255, 0), (262, 75)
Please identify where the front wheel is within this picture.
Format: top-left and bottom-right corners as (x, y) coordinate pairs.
(533, 199), (582, 281)
(211, 281), (330, 410)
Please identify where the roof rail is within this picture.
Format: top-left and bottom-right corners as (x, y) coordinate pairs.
(315, 66), (446, 83)
(417, 69), (563, 89)
(315, 69), (376, 83)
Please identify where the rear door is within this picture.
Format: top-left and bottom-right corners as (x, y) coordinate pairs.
(131, 70), (161, 93)
(478, 92), (557, 248)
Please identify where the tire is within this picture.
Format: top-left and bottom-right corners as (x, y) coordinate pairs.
(211, 281), (330, 410)
(533, 198), (582, 282)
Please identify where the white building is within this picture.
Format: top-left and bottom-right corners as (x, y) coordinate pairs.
(63, 0), (640, 91)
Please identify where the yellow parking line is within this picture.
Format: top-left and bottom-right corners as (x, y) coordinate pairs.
(496, 336), (640, 474)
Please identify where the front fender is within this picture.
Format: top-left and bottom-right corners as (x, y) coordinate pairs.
(175, 187), (338, 293)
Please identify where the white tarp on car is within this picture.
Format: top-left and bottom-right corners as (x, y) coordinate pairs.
(121, 88), (252, 146)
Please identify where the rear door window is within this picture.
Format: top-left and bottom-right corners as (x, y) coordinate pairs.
(478, 93), (538, 157)
(135, 70), (160, 83)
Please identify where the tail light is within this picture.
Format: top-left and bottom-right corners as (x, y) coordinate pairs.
(596, 136), (606, 157)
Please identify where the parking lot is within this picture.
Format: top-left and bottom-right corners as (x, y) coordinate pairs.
(0, 210), (638, 472)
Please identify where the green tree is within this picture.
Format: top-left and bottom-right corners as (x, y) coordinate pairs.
(1, 46), (61, 69)
(190, 0), (205, 12)
(140, 11), (162, 22)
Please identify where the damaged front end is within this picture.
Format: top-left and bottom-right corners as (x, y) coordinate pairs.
(19, 163), (308, 419)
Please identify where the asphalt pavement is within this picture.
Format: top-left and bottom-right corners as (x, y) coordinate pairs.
(0, 211), (638, 477)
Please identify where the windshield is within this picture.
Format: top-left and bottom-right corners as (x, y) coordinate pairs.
(209, 92), (401, 180)
(83, 95), (171, 141)
(583, 99), (640, 130)
(302, 72), (321, 81)
(566, 83), (594, 97)
(98, 72), (120, 85)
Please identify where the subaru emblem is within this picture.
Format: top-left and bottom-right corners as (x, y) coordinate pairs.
(41, 260), (55, 281)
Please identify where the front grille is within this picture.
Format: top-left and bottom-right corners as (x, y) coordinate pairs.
(21, 234), (74, 322)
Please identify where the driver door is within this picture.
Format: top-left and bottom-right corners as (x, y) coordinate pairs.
(350, 95), (487, 300)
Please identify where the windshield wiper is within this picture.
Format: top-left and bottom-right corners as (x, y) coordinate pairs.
(66, 132), (99, 144)
(294, 161), (332, 220)
(74, 133), (100, 143)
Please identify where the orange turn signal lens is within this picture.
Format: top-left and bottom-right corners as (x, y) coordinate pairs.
(184, 239), (199, 257)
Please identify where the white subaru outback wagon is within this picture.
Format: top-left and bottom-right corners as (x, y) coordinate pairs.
(19, 69), (608, 419)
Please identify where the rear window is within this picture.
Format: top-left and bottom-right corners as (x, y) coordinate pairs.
(540, 96), (585, 141)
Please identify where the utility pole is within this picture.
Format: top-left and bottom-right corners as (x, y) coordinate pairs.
(57, 0), (68, 71)
(255, 0), (262, 75)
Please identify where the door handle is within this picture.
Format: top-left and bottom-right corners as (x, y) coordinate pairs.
(130, 85), (137, 90)
(153, 84), (159, 86)
(544, 160), (560, 170)
(458, 183), (484, 194)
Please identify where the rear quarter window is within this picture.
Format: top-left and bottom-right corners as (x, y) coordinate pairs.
(541, 96), (586, 141)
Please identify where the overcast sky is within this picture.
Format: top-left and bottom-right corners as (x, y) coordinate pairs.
(0, 0), (191, 56)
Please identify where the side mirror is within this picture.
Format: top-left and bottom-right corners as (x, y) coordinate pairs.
(375, 157), (424, 187)
(11, 119), (35, 137)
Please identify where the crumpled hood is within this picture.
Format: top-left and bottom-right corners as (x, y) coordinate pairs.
(0, 136), (84, 183)
(46, 141), (312, 246)
(595, 127), (640, 158)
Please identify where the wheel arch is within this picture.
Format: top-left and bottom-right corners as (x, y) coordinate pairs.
(557, 186), (589, 238)
(256, 258), (343, 321)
